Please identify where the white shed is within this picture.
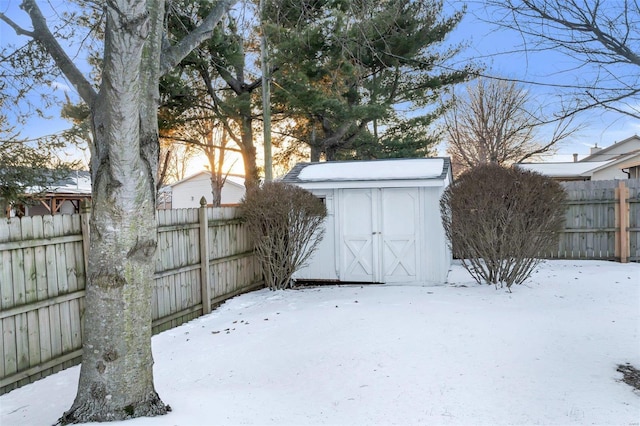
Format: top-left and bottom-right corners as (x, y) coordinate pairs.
(282, 158), (453, 285)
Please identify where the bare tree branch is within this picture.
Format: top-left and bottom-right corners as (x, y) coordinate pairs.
(16, 0), (97, 105)
(485, 0), (640, 120)
(444, 78), (579, 175)
(160, 0), (237, 76)
(0, 11), (34, 37)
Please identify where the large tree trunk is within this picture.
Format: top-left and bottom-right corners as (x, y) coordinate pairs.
(58, 1), (169, 423)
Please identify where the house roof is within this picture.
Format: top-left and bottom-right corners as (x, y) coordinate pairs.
(29, 170), (92, 195)
(282, 158), (451, 188)
(581, 134), (640, 162)
(592, 150), (640, 172)
(168, 171), (245, 189)
(516, 161), (611, 178)
(517, 149), (640, 179)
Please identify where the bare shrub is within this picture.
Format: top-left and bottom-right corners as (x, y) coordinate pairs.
(240, 182), (327, 290)
(440, 164), (566, 290)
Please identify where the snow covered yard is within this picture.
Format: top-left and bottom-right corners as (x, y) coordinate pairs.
(2, 260), (639, 425)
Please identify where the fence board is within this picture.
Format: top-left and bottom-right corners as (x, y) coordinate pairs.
(48, 303), (62, 374)
(3, 318), (17, 381)
(15, 314), (29, 375)
(0, 318), (4, 381)
(33, 217), (48, 302)
(37, 307), (52, 370)
(54, 218), (69, 295)
(9, 220), (25, 309)
(43, 217), (59, 299)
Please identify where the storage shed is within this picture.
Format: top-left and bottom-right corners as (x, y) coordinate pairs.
(282, 158), (453, 285)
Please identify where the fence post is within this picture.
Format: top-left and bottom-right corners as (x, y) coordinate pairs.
(80, 199), (91, 277)
(617, 181), (629, 263)
(199, 197), (211, 314)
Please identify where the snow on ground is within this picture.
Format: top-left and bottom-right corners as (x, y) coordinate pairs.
(2, 260), (639, 426)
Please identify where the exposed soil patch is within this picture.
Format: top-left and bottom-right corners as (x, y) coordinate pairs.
(617, 363), (640, 392)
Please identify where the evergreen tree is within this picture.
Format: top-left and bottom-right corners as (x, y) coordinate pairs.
(265, 0), (474, 160)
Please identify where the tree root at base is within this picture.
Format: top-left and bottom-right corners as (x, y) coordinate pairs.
(55, 391), (171, 425)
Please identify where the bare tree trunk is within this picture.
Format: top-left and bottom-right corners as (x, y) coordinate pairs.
(310, 146), (322, 162)
(309, 125), (322, 162)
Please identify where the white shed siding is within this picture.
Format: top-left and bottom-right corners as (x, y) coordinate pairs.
(421, 185), (451, 284)
(295, 189), (338, 281)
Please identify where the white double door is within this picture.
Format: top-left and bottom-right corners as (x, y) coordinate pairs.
(339, 188), (420, 283)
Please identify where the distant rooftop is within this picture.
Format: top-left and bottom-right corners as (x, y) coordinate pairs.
(516, 161), (611, 178)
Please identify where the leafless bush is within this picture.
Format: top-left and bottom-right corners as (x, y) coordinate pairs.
(440, 164), (566, 290)
(240, 182), (327, 290)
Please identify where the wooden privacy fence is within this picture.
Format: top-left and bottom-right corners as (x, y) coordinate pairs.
(0, 205), (262, 395)
(544, 179), (640, 262)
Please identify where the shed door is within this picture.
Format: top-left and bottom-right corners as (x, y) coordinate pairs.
(381, 188), (419, 282)
(340, 189), (378, 282)
(339, 188), (420, 283)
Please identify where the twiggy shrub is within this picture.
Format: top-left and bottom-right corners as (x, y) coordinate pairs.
(440, 164), (566, 290)
(240, 182), (327, 290)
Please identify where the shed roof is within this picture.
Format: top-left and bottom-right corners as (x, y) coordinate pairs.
(282, 158), (451, 188)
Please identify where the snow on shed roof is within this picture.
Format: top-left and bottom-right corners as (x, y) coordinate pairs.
(282, 158), (450, 186)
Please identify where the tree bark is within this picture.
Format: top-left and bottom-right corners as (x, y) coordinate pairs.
(240, 109), (260, 190)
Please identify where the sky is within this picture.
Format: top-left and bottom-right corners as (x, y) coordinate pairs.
(2, 259), (639, 425)
(1, 0), (639, 172)
(442, 0), (640, 160)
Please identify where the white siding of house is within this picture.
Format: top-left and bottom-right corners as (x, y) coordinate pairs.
(220, 180), (246, 205)
(171, 173), (245, 208)
(591, 167), (629, 181)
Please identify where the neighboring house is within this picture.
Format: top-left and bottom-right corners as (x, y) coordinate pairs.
(282, 158), (453, 286)
(516, 135), (640, 180)
(6, 170), (92, 217)
(165, 171), (246, 209)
